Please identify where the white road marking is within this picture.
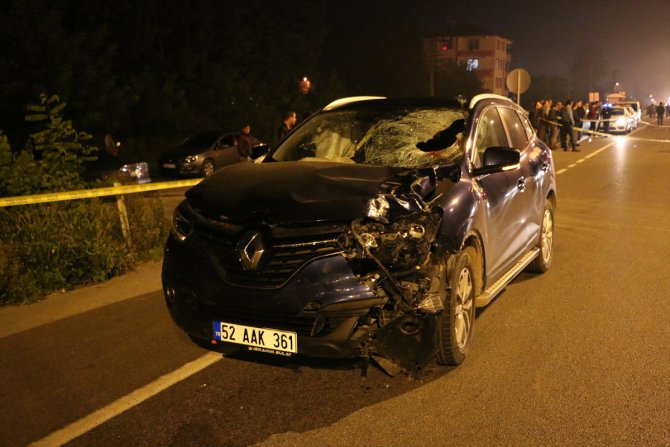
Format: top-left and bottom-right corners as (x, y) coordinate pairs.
(556, 140), (617, 176)
(29, 352), (222, 447)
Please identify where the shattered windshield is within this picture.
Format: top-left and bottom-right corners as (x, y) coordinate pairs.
(270, 107), (468, 168)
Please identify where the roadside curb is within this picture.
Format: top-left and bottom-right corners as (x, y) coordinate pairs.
(0, 260), (163, 339)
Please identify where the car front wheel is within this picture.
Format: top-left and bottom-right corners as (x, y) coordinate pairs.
(201, 159), (215, 177)
(436, 247), (476, 366)
(526, 199), (554, 273)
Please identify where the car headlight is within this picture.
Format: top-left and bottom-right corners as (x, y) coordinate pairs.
(183, 155), (199, 163)
(120, 162), (150, 179)
(615, 118), (626, 126)
(171, 205), (193, 242)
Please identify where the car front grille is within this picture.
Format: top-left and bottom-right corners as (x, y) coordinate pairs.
(193, 225), (344, 288)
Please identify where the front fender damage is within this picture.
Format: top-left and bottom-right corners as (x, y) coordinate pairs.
(341, 170), (458, 375)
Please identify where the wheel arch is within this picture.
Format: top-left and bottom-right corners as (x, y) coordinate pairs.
(460, 232), (485, 297)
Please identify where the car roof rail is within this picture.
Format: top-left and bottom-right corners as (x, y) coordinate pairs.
(323, 96), (387, 111)
(469, 94), (513, 109)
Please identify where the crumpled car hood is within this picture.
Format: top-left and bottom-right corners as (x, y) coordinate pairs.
(185, 161), (408, 223)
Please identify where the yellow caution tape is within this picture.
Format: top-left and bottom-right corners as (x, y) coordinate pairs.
(0, 179), (202, 208)
(539, 118), (670, 142)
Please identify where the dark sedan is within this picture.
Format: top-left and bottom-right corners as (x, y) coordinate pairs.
(162, 95), (556, 374)
(159, 131), (268, 177)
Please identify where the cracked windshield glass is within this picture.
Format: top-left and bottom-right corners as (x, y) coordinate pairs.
(271, 108), (468, 168)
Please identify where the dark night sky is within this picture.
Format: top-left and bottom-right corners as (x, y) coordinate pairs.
(322, 0), (670, 102)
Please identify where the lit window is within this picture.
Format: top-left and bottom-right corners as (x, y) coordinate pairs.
(467, 59), (479, 71)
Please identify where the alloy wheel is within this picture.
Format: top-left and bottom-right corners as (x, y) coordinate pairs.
(541, 208), (554, 264)
(454, 267), (474, 349)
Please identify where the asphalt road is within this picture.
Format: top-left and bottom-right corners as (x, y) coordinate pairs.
(1, 122), (669, 447)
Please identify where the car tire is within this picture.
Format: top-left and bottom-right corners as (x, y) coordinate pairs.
(200, 159), (215, 177)
(526, 199), (554, 273)
(436, 247), (477, 366)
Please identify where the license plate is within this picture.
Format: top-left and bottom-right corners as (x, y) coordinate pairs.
(163, 163), (176, 169)
(213, 321), (297, 355)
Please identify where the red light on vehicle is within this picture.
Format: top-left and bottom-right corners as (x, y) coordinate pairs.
(211, 339), (218, 345)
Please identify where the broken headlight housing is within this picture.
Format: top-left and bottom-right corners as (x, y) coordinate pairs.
(351, 212), (441, 269)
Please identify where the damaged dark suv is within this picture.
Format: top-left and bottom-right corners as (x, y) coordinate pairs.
(162, 94), (556, 373)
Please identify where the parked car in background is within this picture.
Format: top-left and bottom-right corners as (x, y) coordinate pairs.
(85, 136), (151, 184)
(617, 100), (642, 121)
(162, 94), (557, 374)
(159, 131), (268, 177)
(604, 106), (636, 134)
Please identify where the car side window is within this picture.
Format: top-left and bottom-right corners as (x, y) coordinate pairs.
(473, 107), (509, 168)
(498, 107), (530, 151)
(221, 135), (235, 147)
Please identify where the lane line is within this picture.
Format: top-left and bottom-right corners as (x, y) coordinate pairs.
(555, 140), (616, 176)
(29, 352), (222, 447)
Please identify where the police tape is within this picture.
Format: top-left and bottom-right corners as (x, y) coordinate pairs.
(0, 179), (202, 208)
(539, 118), (670, 143)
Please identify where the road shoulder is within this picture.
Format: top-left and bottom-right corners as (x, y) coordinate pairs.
(0, 259), (163, 338)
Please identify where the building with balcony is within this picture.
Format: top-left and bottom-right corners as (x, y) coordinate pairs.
(424, 34), (512, 96)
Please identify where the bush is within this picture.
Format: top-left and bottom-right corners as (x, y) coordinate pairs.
(0, 198), (168, 304)
(0, 94), (169, 305)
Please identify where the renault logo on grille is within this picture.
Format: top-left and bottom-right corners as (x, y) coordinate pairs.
(237, 232), (265, 271)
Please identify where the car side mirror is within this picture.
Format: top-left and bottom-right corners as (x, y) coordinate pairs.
(472, 147), (520, 176)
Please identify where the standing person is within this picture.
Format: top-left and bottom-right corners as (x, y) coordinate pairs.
(237, 123), (254, 162)
(587, 101), (599, 137)
(601, 103), (612, 135)
(573, 100), (585, 141)
(548, 101), (562, 149)
(529, 100), (543, 130)
(647, 102), (656, 118)
(538, 99), (552, 142)
(560, 99), (578, 151)
(657, 102), (666, 125)
(275, 111), (297, 144)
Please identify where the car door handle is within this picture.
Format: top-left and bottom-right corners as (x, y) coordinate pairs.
(517, 176), (526, 191)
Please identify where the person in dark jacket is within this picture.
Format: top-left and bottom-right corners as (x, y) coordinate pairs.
(587, 101), (599, 137)
(656, 102), (666, 125)
(275, 111), (297, 144)
(237, 123), (254, 161)
(529, 100), (543, 130)
(560, 99), (578, 151)
(548, 101), (562, 149)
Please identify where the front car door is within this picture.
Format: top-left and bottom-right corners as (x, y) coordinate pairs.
(470, 105), (527, 282)
(497, 106), (546, 259)
(215, 134), (240, 167)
